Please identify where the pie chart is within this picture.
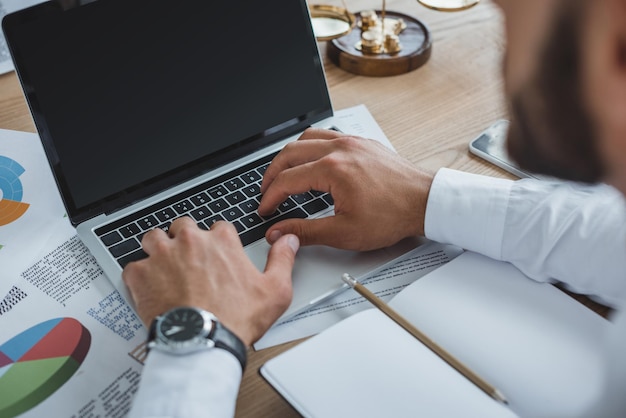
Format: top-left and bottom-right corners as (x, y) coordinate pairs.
(0, 318), (91, 417)
(0, 155), (30, 226)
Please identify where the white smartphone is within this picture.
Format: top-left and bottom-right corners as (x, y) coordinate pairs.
(469, 119), (552, 180)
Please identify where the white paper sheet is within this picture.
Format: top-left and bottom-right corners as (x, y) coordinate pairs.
(261, 252), (608, 418)
(0, 226), (147, 417)
(0, 129), (69, 297)
(390, 251), (608, 417)
(254, 241), (463, 349)
(262, 309), (517, 418)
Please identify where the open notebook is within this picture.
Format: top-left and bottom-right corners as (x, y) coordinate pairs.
(261, 251), (608, 417)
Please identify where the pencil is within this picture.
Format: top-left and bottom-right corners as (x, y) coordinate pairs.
(341, 273), (508, 405)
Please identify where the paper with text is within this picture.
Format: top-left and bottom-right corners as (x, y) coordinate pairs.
(255, 241), (463, 349)
(0, 129), (69, 297)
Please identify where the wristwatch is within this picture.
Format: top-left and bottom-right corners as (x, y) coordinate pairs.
(147, 306), (247, 371)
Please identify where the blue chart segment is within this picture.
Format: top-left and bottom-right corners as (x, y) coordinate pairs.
(0, 155), (30, 226)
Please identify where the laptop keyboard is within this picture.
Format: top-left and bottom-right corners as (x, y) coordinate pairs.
(95, 151), (334, 268)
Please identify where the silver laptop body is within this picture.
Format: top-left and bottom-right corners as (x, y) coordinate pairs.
(3, 0), (420, 321)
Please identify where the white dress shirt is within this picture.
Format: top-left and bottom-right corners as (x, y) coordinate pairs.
(129, 168), (626, 417)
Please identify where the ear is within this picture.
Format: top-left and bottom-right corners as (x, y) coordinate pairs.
(595, 0), (626, 134)
(610, 0), (626, 71)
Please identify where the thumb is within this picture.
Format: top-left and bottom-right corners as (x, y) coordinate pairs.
(264, 234), (300, 277)
(266, 216), (340, 247)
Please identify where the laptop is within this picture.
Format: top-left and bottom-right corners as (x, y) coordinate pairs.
(2, 0), (420, 321)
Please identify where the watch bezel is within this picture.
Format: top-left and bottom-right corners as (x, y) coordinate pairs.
(150, 307), (218, 355)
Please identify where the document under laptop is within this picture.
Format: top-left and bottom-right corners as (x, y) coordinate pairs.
(2, 0), (420, 321)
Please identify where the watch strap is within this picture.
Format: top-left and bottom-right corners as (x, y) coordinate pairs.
(210, 321), (247, 372)
(147, 317), (157, 345)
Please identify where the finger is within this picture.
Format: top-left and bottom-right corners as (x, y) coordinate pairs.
(263, 234), (299, 301)
(167, 216), (199, 238)
(265, 216), (354, 248)
(297, 127), (344, 141)
(208, 219), (236, 234)
(261, 139), (336, 193)
(139, 227), (170, 255)
(207, 220), (240, 244)
(258, 163), (329, 215)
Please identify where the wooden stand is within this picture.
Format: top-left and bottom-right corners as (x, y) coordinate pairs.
(327, 11), (432, 77)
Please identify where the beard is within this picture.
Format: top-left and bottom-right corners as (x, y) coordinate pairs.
(506, 0), (605, 183)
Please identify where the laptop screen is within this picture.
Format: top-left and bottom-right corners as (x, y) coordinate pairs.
(3, 0), (332, 224)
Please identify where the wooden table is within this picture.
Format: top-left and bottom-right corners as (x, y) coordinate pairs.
(0, 1), (610, 416)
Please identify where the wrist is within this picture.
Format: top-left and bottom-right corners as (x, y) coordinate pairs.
(407, 167), (434, 237)
(147, 306), (247, 372)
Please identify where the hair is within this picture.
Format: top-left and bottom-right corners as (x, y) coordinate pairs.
(506, 0), (605, 183)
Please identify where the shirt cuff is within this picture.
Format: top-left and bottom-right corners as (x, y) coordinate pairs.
(129, 348), (242, 418)
(424, 168), (513, 260)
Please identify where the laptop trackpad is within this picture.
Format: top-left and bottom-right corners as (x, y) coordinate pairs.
(245, 237), (422, 321)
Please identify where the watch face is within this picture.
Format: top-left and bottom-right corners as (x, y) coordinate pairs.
(159, 307), (207, 342)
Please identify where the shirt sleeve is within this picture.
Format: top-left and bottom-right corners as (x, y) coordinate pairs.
(128, 348), (242, 418)
(424, 168), (626, 308)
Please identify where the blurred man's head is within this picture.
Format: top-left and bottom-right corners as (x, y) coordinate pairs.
(495, 0), (626, 192)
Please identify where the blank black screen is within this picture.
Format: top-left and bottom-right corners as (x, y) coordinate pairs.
(4, 0), (330, 220)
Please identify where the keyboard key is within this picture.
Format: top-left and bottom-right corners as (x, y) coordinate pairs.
(137, 215), (159, 230)
(137, 230), (150, 243)
(101, 230), (122, 246)
(240, 213), (263, 228)
(277, 197), (296, 212)
(224, 178), (245, 192)
(119, 223), (141, 239)
(190, 192), (210, 206)
(207, 185), (228, 199)
(310, 190), (325, 197)
(205, 214), (225, 228)
(323, 194), (334, 205)
(225, 191), (246, 205)
(173, 200), (194, 214)
(239, 199), (259, 214)
(257, 163), (270, 175)
(155, 207), (176, 222)
(135, 223), (170, 243)
(208, 198), (228, 213)
(118, 248), (148, 268)
(110, 238), (140, 258)
(303, 198), (330, 215)
(239, 208), (307, 246)
(198, 222), (209, 231)
(242, 170), (261, 184)
(232, 220), (245, 233)
(292, 192), (314, 205)
(262, 211), (280, 220)
(158, 222), (172, 234)
(242, 183), (260, 198)
(190, 206), (212, 221)
(222, 207), (244, 221)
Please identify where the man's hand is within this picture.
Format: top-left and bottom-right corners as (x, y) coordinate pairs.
(259, 128), (434, 251)
(122, 217), (300, 347)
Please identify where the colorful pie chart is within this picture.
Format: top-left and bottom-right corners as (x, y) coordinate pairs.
(0, 318), (91, 417)
(0, 155), (31, 226)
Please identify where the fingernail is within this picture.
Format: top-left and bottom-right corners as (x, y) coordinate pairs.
(286, 234), (300, 253)
(269, 229), (282, 243)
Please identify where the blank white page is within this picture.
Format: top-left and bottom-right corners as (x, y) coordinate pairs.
(389, 251), (607, 417)
(261, 308), (517, 418)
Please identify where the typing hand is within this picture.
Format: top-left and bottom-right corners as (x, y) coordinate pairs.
(122, 217), (300, 346)
(259, 128), (433, 251)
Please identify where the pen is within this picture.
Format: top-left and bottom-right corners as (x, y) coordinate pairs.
(341, 273), (509, 405)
